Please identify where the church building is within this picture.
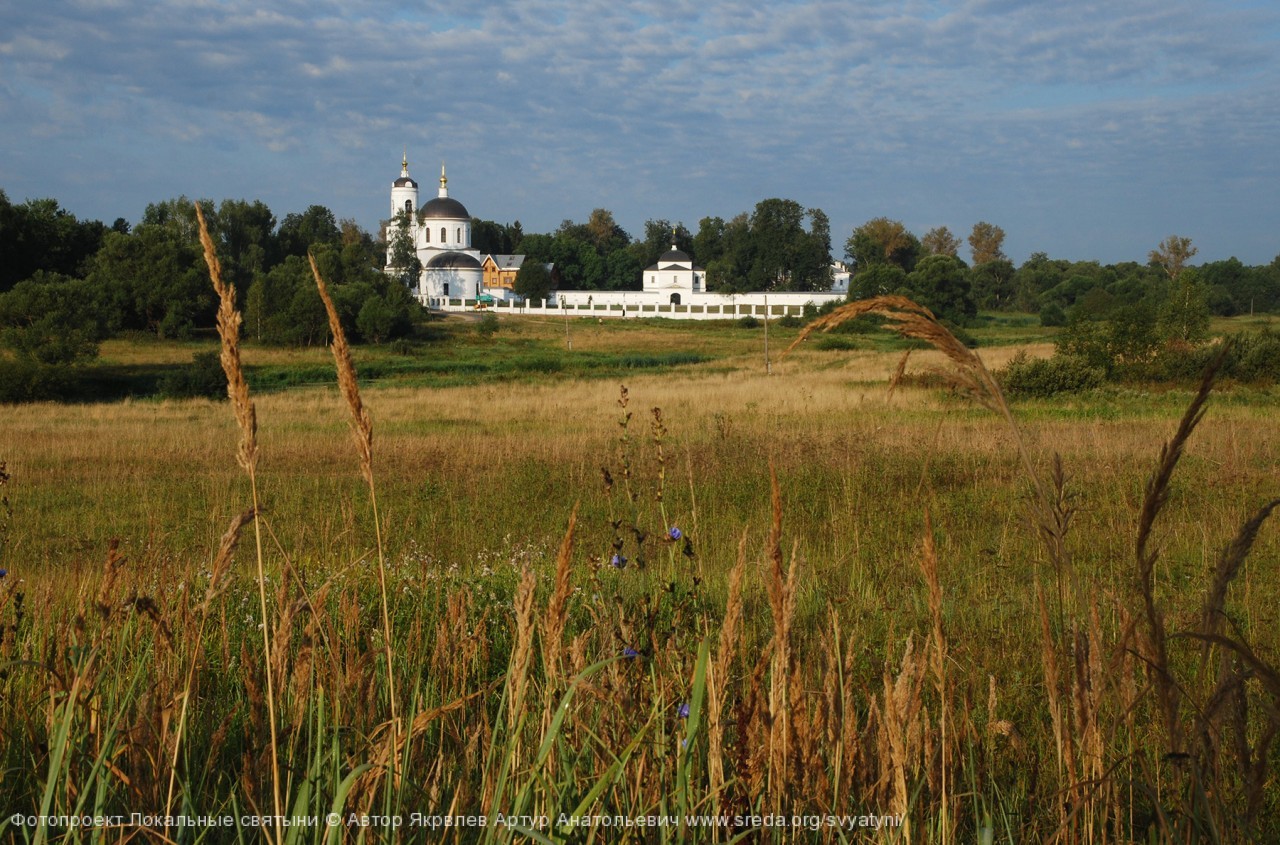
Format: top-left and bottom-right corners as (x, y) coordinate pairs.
(386, 155), (485, 300)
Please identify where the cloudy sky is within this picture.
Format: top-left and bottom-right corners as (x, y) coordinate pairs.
(2, 0), (1277, 265)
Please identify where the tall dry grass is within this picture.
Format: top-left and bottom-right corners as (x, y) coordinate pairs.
(1, 292), (1278, 841)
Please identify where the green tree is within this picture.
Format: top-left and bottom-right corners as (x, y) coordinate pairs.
(1158, 269), (1211, 344)
(970, 259), (1016, 310)
(386, 211), (422, 287)
(699, 214), (752, 293)
(850, 263), (907, 300)
(633, 219), (693, 271)
(277, 205), (341, 258)
(845, 218), (920, 273)
(0, 272), (106, 364)
(88, 226), (211, 338)
(906, 254), (976, 323)
(0, 193), (107, 292)
(514, 260), (553, 303)
(746, 199), (831, 291)
(213, 198), (276, 292)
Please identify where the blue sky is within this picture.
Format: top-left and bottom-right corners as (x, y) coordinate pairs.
(2, 0), (1277, 265)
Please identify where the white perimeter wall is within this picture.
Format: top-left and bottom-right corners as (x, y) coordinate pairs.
(418, 290), (846, 320)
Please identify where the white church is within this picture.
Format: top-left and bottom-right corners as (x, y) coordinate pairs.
(384, 156), (847, 320)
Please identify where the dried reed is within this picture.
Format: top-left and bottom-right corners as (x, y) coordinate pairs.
(308, 252), (400, 775)
(195, 203), (281, 841)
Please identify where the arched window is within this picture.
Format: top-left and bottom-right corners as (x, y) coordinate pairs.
(404, 199), (412, 214)
(670, 293), (681, 305)
(440, 227), (446, 243)
(424, 228), (430, 243)
(457, 227), (462, 242)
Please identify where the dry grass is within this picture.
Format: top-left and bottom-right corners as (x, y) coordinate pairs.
(2, 299), (1279, 841)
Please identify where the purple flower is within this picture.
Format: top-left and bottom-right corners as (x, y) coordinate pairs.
(677, 702), (690, 719)
(0, 568), (7, 578)
(622, 647), (640, 659)
(668, 526), (682, 541)
(610, 553), (627, 568)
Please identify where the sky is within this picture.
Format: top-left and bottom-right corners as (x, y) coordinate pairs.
(2, 0), (1278, 266)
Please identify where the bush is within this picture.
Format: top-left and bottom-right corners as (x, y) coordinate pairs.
(476, 313), (500, 337)
(1229, 329), (1280, 383)
(813, 335), (860, 351)
(1039, 302), (1067, 327)
(998, 351), (1105, 398)
(776, 314), (804, 328)
(0, 358), (81, 403)
(827, 313), (881, 334)
(736, 316), (760, 329)
(157, 351), (226, 399)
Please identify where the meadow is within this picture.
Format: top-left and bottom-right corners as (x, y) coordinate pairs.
(1, 292), (1278, 842)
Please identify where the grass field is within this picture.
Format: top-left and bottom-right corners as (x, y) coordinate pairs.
(2, 307), (1278, 842)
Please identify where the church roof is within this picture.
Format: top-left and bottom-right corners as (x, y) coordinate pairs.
(394, 176), (418, 188)
(420, 196), (470, 220)
(426, 251), (482, 270)
(646, 261), (705, 272)
(659, 247), (691, 263)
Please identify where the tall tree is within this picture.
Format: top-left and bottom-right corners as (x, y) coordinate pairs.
(1158, 268), (1210, 343)
(633, 219), (694, 271)
(585, 208), (630, 253)
(0, 194), (107, 291)
(513, 260), (553, 303)
(386, 211), (422, 287)
(968, 221), (1006, 265)
(906, 254), (976, 323)
(0, 272), (107, 364)
(746, 199), (831, 291)
(845, 217), (919, 273)
(88, 225), (212, 338)
(922, 226), (961, 257)
(277, 205), (341, 258)
(701, 214), (752, 293)
(1149, 235), (1197, 281)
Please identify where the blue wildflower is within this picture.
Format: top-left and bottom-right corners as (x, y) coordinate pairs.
(677, 702), (690, 719)
(668, 526), (682, 541)
(0, 568), (7, 578)
(622, 647), (640, 659)
(610, 553), (627, 568)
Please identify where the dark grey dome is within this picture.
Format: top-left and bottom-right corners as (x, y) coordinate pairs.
(420, 196), (470, 219)
(659, 247), (690, 263)
(393, 176), (418, 188)
(426, 251), (482, 270)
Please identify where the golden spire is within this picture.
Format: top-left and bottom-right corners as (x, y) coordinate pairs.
(402, 149), (408, 171)
(439, 162), (447, 189)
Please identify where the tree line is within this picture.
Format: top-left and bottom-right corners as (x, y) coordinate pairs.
(4, 187), (1279, 375)
(843, 218), (1280, 329)
(0, 191), (419, 363)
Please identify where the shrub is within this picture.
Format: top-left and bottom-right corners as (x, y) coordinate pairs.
(1039, 302), (1067, 327)
(998, 351), (1105, 398)
(736, 315), (760, 329)
(776, 314), (804, 328)
(0, 358), (81, 402)
(157, 350), (227, 399)
(1229, 329), (1280, 383)
(813, 335), (860, 351)
(476, 313), (500, 337)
